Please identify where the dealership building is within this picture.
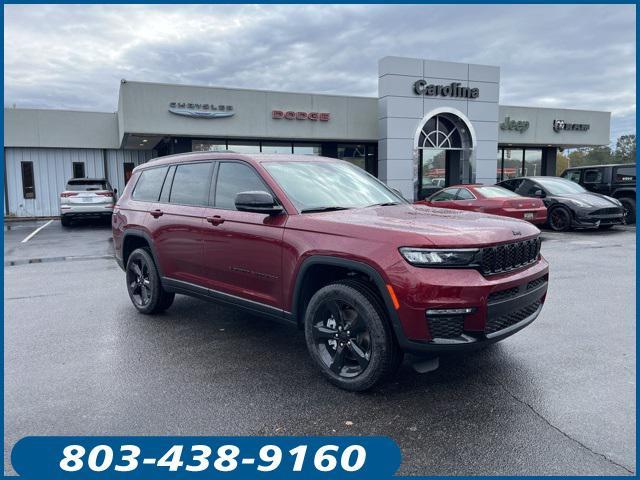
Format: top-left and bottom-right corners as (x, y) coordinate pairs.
(4, 56), (611, 218)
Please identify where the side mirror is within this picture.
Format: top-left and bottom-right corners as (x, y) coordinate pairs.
(113, 188), (118, 196)
(534, 189), (545, 198)
(235, 191), (283, 215)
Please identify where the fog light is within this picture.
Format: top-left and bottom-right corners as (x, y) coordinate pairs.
(426, 308), (474, 316)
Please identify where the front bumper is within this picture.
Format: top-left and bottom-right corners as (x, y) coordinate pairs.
(572, 208), (624, 228)
(389, 257), (549, 355)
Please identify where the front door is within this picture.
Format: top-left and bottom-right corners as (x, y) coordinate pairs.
(201, 161), (286, 310)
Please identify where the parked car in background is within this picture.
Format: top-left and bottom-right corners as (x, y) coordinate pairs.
(113, 153), (549, 391)
(417, 184), (547, 225)
(497, 176), (624, 231)
(560, 163), (636, 224)
(59, 178), (116, 226)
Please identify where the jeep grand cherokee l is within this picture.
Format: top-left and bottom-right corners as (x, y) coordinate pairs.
(113, 153), (549, 391)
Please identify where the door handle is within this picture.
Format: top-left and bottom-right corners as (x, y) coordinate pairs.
(206, 215), (225, 226)
(150, 209), (163, 218)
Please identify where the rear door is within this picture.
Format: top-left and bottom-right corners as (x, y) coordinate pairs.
(149, 161), (214, 285)
(582, 168), (607, 195)
(201, 160), (287, 310)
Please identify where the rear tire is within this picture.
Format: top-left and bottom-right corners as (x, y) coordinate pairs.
(619, 198), (636, 225)
(598, 224), (615, 230)
(304, 279), (401, 391)
(126, 248), (175, 314)
(548, 206), (572, 232)
(60, 216), (72, 227)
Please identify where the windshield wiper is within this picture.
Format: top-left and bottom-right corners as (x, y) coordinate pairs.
(367, 201), (402, 207)
(301, 206), (352, 214)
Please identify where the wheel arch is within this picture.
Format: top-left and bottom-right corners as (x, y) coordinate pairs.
(122, 229), (164, 277)
(612, 187), (636, 199)
(291, 256), (405, 343)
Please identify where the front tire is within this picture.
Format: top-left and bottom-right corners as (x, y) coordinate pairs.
(126, 248), (175, 314)
(60, 215), (72, 227)
(620, 198), (636, 225)
(548, 206), (572, 232)
(304, 280), (400, 391)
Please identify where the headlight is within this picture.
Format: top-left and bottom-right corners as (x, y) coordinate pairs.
(399, 247), (479, 267)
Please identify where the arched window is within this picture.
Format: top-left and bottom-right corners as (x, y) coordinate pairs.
(418, 114), (472, 150)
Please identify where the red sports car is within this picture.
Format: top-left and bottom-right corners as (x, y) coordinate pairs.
(417, 184), (547, 225)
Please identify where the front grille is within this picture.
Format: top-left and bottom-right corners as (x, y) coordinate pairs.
(488, 286), (520, 303)
(485, 300), (541, 335)
(589, 208), (622, 216)
(428, 316), (464, 339)
(480, 237), (541, 276)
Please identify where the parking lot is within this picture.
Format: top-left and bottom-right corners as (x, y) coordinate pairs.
(4, 219), (636, 475)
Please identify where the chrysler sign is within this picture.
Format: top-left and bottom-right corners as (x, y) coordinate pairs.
(169, 102), (234, 119)
(413, 80), (480, 99)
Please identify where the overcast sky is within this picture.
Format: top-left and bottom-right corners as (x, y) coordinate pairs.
(4, 4), (636, 144)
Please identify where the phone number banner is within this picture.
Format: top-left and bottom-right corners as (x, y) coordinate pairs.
(12, 436), (401, 479)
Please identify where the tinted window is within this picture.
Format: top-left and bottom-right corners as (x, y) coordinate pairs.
(499, 179), (523, 192)
(215, 162), (269, 210)
(518, 180), (544, 196)
(583, 169), (603, 183)
(133, 167), (168, 202)
(66, 179), (109, 191)
(614, 166), (636, 183)
(72, 162), (85, 179)
(430, 189), (459, 201)
(159, 166), (175, 203)
(456, 188), (475, 200)
(170, 163), (212, 206)
(21, 162), (35, 199)
(562, 170), (581, 183)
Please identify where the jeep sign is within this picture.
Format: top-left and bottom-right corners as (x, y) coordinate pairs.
(500, 116), (530, 133)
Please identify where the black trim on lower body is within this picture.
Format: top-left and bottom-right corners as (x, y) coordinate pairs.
(161, 277), (296, 325)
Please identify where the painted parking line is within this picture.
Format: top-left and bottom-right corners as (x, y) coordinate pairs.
(20, 219), (53, 243)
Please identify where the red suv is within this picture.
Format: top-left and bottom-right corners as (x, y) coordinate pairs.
(113, 153), (549, 391)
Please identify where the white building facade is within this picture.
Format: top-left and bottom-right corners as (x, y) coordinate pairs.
(4, 56), (611, 218)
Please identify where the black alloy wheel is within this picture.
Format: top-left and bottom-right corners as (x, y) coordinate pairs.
(127, 256), (153, 308)
(548, 207), (572, 232)
(311, 298), (372, 378)
(125, 248), (175, 314)
(620, 198), (636, 225)
(304, 280), (401, 391)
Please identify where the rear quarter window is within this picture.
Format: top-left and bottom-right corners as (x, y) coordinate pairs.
(132, 167), (169, 202)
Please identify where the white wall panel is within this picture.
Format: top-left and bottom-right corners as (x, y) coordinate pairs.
(106, 149), (154, 195)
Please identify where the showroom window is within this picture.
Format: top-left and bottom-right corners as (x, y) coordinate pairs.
(261, 142), (293, 154)
(338, 144), (366, 170)
(227, 141), (261, 154)
(193, 140), (227, 152)
(21, 161), (36, 199)
(293, 143), (321, 155)
(524, 149), (542, 176)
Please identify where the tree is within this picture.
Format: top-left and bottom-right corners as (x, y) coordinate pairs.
(614, 134), (636, 164)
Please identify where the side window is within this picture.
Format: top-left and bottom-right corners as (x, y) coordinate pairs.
(614, 166), (636, 183)
(21, 161), (36, 199)
(518, 180), (543, 196)
(500, 179), (522, 192)
(430, 189), (459, 201)
(455, 188), (475, 200)
(169, 162), (212, 206)
(132, 167), (169, 202)
(583, 169), (603, 184)
(72, 162), (85, 179)
(562, 170), (581, 183)
(214, 162), (269, 210)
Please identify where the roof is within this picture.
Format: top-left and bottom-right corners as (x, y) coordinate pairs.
(136, 152), (341, 170)
(563, 163), (635, 170)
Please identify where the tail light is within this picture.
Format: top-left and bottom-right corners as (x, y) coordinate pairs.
(96, 191), (114, 197)
(60, 192), (78, 197)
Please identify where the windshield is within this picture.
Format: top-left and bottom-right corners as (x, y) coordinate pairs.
(66, 180), (109, 191)
(535, 177), (586, 195)
(475, 186), (520, 198)
(262, 161), (405, 212)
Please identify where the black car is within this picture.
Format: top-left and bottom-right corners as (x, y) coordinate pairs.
(560, 164), (636, 224)
(497, 176), (625, 231)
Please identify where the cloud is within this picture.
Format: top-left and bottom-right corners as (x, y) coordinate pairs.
(4, 4), (636, 143)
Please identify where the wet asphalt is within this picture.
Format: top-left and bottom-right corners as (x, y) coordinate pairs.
(3, 219), (636, 475)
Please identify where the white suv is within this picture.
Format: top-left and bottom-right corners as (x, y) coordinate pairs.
(59, 178), (116, 226)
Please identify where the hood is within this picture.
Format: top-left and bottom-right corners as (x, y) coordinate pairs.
(556, 192), (621, 208)
(300, 204), (540, 247)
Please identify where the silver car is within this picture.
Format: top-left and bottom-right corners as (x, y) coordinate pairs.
(59, 178), (116, 226)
